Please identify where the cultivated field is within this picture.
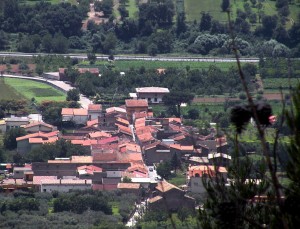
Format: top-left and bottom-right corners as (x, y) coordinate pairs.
(3, 78), (66, 103)
(79, 60), (240, 71)
(0, 78), (22, 100)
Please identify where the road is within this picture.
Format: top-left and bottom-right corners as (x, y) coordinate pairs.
(2, 74), (93, 109)
(0, 52), (260, 63)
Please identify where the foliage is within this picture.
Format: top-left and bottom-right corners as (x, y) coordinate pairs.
(27, 138), (90, 162)
(156, 161), (172, 179)
(163, 91), (194, 117)
(3, 128), (26, 150)
(66, 88), (80, 102)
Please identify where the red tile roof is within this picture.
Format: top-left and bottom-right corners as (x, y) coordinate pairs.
(88, 104), (102, 111)
(156, 181), (183, 193)
(125, 99), (148, 108)
(117, 183), (141, 189)
(61, 108), (88, 116)
(87, 119), (99, 127)
(89, 131), (112, 139)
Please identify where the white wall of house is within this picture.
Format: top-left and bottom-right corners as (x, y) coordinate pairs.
(138, 93), (165, 103)
(88, 112), (102, 121)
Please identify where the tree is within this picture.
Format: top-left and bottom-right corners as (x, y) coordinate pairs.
(66, 89), (80, 102)
(188, 108), (200, 119)
(0, 30), (8, 50)
(176, 12), (187, 36)
(156, 161), (172, 179)
(221, 0), (230, 12)
(87, 52), (97, 64)
(170, 153), (181, 173)
(163, 91), (194, 117)
(4, 128), (26, 150)
(122, 176), (132, 183)
(199, 12), (212, 31)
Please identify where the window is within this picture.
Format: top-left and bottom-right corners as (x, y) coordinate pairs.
(154, 98), (158, 102)
(43, 189), (46, 192)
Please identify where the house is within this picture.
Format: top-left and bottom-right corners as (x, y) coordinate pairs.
(13, 166), (32, 179)
(22, 122), (57, 133)
(88, 104), (102, 121)
(61, 108), (88, 125)
(125, 99), (148, 123)
(40, 178), (92, 193)
(132, 87), (170, 104)
(188, 165), (227, 194)
(4, 116), (30, 131)
(144, 141), (172, 165)
(117, 183), (141, 196)
(16, 131), (59, 154)
(148, 181), (195, 212)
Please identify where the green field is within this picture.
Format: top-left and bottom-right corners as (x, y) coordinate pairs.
(263, 78), (300, 89)
(20, 0), (77, 5)
(3, 78), (66, 103)
(184, 0), (298, 28)
(127, 0), (139, 19)
(0, 78), (23, 100)
(79, 60), (240, 71)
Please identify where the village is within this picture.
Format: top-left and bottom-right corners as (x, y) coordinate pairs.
(0, 84), (230, 219)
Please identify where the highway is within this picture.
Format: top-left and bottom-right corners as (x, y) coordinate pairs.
(0, 52), (260, 63)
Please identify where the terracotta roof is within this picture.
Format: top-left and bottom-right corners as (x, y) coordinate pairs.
(71, 139), (97, 146)
(61, 108), (88, 116)
(156, 181), (183, 193)
(136, 87), (169, 93)
(106, 107), (126, 114)
(93, 152), (118, 162)
(117, 124), (132, 136)
(137, 132), (154, 142)
(71, 156), (93, 163)
(23, 122), (54, 129)
(88, 104), (102, 111)
(169, 118), (182, 124)
(116, 117), (129, 126)
(188, 165), (227, 177)
(119, 142), (141, 153)
(33, 176), (57, 185)
(89, 131), (112, 139)
(144, 141), (161, 150)
(134, 117), (145, 128)
(125, 99), (148, 108)
(77, 165), (102, 174)
(41, 179), (92, 185)
(87, 119), (99, 127)
(96, 136), (119, 145)
(117, 183), (141, 189)
(16, 131), (59, 141)
(148, 196), (163, 203)
(170, 144), (194, 151)
(119, 153), (143, 162)
(78, 68), (99, 74)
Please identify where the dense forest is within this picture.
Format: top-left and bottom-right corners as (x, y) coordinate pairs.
(0, 0), (299, 57)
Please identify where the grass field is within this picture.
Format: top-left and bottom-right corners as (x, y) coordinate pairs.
(184, 0), (298, 29)
(263, 78), (300, 89)
(3, 78), (66, 103)
(126, 0), (139, 19)
(79, 60), (239, 71)
(0, 78), (23, 100)
(20, 0), (77, 5)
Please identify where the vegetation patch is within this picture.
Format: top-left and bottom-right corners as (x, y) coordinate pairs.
(263, 78), (300, 89)
(0, 78), (22, 100)
(4, 78), (66, 103)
